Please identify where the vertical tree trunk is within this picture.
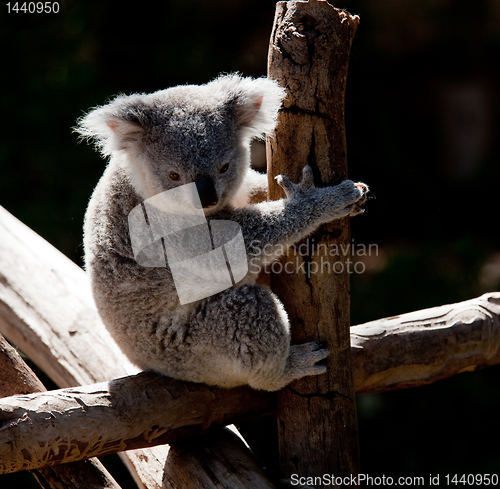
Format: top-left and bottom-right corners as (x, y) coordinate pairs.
(267, 1), (360, 486)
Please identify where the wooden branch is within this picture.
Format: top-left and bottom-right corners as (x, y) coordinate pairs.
(0, 293), (499, 476)
(351, 292), (500, 394)
(267, 0), (360, 483)
(0, 332), (121, 489)
(0, 371), (274, 475)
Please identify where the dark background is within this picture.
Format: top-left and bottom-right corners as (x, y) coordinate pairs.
(1, 0), (499, 487)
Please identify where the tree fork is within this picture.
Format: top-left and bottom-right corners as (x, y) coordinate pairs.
(267, 1), (361, 485)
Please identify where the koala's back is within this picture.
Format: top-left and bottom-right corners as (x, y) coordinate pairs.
(84, 159), (186, 369)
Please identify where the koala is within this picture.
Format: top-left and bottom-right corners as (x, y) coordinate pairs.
(77, 74), (368, 392)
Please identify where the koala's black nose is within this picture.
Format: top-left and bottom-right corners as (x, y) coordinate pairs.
(195, 177), (218, 208)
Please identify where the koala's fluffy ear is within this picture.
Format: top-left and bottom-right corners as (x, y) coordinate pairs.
(75, 94), (147, 157)
(210, 75), (286, 140)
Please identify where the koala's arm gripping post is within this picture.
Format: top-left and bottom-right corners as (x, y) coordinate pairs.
(267, 1), (361, 484)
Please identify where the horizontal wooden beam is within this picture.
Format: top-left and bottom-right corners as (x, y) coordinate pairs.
(351, 291), (500, 394)
(0, 371), (275, 474)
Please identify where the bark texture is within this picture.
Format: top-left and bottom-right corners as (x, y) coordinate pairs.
(267, 1), (360, 484)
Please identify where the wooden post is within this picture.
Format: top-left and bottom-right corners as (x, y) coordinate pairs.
(267, 1), (361, 485)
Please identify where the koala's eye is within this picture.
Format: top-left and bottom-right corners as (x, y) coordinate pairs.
(169, 171), (181, 181)
(219, 163), (229, 174)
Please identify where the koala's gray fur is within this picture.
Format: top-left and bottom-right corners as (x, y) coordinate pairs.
(77, 74), (368, 391)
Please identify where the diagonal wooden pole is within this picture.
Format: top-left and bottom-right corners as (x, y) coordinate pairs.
(267, 1), (361, 486)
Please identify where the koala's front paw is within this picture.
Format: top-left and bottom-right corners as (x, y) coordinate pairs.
(284, 342), (329, 382)
(348, 182), (369, 216)
(275, 165), (315, 199)
(322, 179), (369, 220)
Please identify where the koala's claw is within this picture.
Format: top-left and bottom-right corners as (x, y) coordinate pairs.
(275, 165), (315, 199)
(354, 182), (369, 200)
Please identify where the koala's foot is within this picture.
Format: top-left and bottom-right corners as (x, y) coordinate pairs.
(284, 342), (329, 382)
(248, 342), (328, 392)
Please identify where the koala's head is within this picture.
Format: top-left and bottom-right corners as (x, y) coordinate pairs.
(76, 74), (285, 211)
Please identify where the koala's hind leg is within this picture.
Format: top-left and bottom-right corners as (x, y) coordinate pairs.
(189, 284), (328, 391)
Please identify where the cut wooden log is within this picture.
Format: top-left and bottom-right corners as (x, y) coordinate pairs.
(267, 0), (361, 484)
(0, 332), (121, 489)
